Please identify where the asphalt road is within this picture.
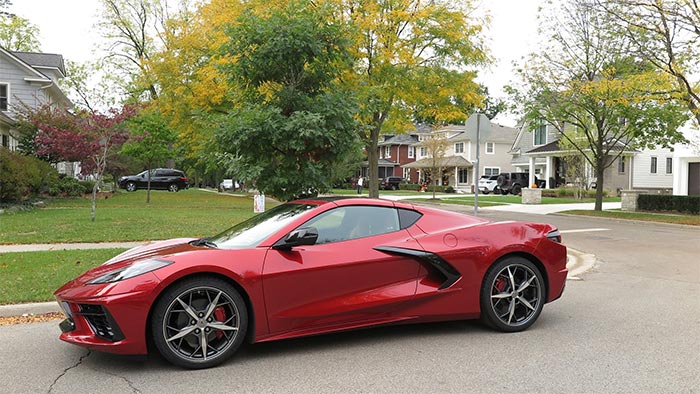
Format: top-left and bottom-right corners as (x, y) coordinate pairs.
(1, 208), (698, 394)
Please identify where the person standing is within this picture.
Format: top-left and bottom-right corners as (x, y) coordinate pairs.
(357, 176), (364, 194)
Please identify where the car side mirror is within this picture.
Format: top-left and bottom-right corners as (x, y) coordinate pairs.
(273, 227), (318, 250)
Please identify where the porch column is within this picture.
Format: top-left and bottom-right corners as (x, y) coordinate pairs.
(528, 156), (535, 187)
(454, 166), (458, 188)
(545, 156), (552, 188)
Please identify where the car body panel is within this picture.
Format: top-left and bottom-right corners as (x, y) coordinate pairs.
(54, 198), (567, 357)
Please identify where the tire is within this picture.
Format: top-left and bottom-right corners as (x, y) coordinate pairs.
(480, 256), (545, 332)
(151, 277), (248, 369)
(512, 184), (522, 195)
(391, 184), (397, 191)
(482, 189), (490, 195)
(126, 182), (137, 192)
(168, 183), (179, 192)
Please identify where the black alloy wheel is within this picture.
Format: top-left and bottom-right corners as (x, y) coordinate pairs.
(480, 257), (545, 332)
(151, 277), (248, 369)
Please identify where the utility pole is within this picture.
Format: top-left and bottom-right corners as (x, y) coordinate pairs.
(474, 113), (481, 216)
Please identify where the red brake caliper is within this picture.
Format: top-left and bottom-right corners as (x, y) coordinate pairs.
(494, 277), (506, 293)
(214, 307), (227, 339)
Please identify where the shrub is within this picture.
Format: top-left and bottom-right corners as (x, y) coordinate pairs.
(79, 180), (96, 194)
(399, 183), (421, 191)
(638, 194), (700, 214)
(0, 148), (51, 203)
(444, 186), (456, 193)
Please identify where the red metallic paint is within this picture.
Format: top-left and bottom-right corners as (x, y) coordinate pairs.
(54, 198), (567, 356)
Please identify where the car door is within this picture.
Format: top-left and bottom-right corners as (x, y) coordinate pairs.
(262, 205), (423, 336)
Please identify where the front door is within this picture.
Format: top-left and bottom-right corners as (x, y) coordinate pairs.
(688, 163), (700, 196)
(262, 205), (422, 335)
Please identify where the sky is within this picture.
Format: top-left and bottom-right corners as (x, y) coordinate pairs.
(8, 0), (543, 127)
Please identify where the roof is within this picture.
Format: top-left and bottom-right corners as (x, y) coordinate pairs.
(402, 155), (473, 168)
(11, 51), (66, 76)
(0, 111), (16, 126)
(378, 134), (418, 146)
(361, 158), (398, 167)
(525, 139), (637, 155)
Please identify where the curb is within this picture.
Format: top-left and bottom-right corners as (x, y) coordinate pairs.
(0, 301), (62, 318)
(1, 248), (597, 318)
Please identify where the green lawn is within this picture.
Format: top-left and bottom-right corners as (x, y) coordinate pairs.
(0, 189), (268, 244)
(562, 209), (700, 226)
(0, 248), (127, 304)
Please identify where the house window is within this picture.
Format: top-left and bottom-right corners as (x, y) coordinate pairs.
(403, 167), (410, 179)
(408, 146), (415, 158)
(454, 142), (464, 154)
(458, 169), (469, 183)
(1, 134), (8, 148)
(650, 157), (658, 174)
(618, 157), (626, 174)
(484, 167), (500, 176)
(485, 142), (495, 154)
(385, 146), (391, 158)
(666, 157), (673, 174)
(534, 121), (546, 146)
(420, 147), (427, 157)
(0, 84), (8, 111)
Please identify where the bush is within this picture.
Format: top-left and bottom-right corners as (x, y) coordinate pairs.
(79, 180), (96, 194)
(48, 175), (89, 197)
(552, 187), (607, 198)
(399, 183), (421, 191)
(444, 186), (456, 193)
(638, 194), (700, 214)
(0, 148), (57, 203)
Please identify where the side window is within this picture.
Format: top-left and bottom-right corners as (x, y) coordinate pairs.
(300, 206), (400, 244)
(398, 209), (422, 229)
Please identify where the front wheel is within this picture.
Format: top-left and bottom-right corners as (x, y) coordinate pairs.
(151, 277), (248, 369)
(126, 182), (137, 192)
(480, 257), (545, 332)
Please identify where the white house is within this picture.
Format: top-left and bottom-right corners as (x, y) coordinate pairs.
(672, 126), (700, 196)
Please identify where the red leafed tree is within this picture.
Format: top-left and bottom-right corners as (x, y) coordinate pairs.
(34, 105), (136, 221)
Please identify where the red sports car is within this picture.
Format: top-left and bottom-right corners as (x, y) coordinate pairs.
(55, 197), (567, 369)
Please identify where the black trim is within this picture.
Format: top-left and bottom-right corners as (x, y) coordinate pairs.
(77, 304), (125, 342)
(373, 246), (461, 290)
(59, 318), (75, 333)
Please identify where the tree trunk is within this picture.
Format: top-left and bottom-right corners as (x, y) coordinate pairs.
(368, 126), (380, 198)
(90, 180), (98, 222)
(594, 158), (605, 211)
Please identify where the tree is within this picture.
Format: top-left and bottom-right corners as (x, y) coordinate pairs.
(60, 60), (117, 112)
(217, 1), (360, 201)
(33, 106), (135, 221)
(0, 14), (40, 51)
(120, 108), (176, 203)
(596, 0), (700, 124)
(420, 133), (449, 199)
(511, 0), (687, 210)
(339, 0), (487, 198)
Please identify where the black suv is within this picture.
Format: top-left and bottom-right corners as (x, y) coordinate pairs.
(379, 176), (405, 190)
(495, 172), (540, 195)
(119, 169), (189, 192)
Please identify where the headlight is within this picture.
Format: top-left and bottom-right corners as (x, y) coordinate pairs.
(87, 259), (173, 284)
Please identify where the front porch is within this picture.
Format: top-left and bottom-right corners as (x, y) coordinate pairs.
(402, 155), (476, 192)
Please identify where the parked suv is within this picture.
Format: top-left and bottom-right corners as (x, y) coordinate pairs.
(495, 172), (539, 195)
(478, 175), (499, 194)
(379, 176), (405, 190)
(119, 168), (189, 192)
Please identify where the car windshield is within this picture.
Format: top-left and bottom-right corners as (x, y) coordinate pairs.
(207, 202), (320, 249)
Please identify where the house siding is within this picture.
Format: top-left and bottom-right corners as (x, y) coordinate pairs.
(632, 147), (674, 190)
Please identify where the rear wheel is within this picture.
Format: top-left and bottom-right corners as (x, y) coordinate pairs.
(168, 183), (179, 192)
(151, 277), (248, 369)
(126, 182), (137, 192)
(480, 257), (545, 332)
(512, 184), (522, 195)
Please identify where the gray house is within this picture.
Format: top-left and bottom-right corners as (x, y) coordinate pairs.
(1, 46), (71, 152)
(509, 121), (635, 192)
(404, 114), (519, 192)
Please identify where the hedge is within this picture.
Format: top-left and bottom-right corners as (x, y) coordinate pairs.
(0, 148), (58, 203)
(637, 194), (700, 214)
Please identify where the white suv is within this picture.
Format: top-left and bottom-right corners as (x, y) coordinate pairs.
(478, 175), (498, 194)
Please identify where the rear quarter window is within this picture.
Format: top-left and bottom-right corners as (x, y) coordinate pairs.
(398, 209), (422, 229)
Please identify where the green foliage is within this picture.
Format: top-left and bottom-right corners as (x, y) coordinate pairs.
(638, 194), (700, 214)
(218, 1), (360, 201)
(47, 176), (90, 197)
(122, 109), (176, 166)
(0, 148), (58, 203)
(0, 14), (40, 51)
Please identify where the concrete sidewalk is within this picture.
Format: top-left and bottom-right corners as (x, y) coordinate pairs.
(0, 241), (147, 253)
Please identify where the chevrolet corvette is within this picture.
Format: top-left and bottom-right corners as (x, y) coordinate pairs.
(55, 197), (567, 369)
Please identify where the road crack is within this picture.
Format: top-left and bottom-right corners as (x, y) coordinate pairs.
(47, 350), (91, 393)
(99, 370), (142, 394)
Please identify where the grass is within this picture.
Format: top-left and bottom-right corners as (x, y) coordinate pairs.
(561, 209), (700, 226)
(0, 248), (127, 304)
(0, 189), (268, 244)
